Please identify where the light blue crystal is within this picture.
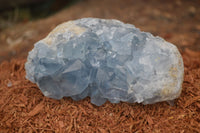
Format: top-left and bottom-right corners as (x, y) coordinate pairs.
(25, 18), (184, 106)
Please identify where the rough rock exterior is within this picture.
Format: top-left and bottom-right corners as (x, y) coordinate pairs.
(25, 18), (184, 106)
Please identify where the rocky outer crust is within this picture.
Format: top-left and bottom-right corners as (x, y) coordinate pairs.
(25, 18), (184, 106)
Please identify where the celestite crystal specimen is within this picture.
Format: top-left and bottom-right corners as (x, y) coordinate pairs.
(25, 18), (184, 106)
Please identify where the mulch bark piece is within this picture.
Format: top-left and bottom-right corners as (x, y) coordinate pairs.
(0, 50), (200, 133)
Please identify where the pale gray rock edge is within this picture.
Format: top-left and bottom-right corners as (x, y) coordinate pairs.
(25, 18), (184, 106)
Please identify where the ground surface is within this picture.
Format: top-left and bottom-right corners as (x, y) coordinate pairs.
(0, 0), (200, 132)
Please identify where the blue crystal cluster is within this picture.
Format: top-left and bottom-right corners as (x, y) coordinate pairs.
(25, 18), (184, 106)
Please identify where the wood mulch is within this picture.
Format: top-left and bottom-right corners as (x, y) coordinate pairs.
(0, 50), (200, 132)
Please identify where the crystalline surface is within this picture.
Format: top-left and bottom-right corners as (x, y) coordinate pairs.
(25, 18), (184, 106)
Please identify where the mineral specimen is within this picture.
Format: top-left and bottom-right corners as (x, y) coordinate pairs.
(25, 18), (184, 106)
